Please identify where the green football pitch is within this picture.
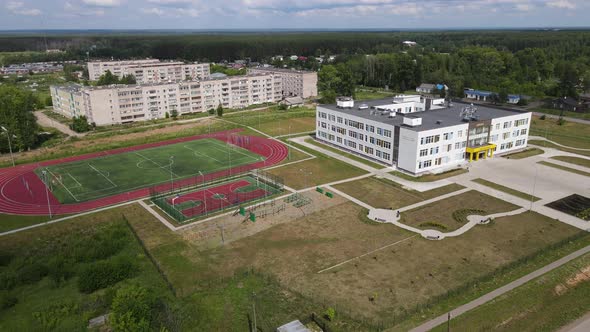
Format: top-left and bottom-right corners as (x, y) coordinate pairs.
(34, 138), (264, 204)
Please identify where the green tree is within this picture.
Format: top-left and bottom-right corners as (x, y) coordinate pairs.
(96, 70), (119, 86)
(119, 74), (136, 85)
(0, 85), (39, 152)
(45, 96), (53, 107)
(110, 284), (155, 332)
(170, 108), (178, 119)
(216, 104), (224, 117)
(70, 116), (91, 133)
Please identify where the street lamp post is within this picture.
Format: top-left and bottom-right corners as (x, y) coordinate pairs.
(169, 156), (175, 192)
(42, 170), (52, 218)
(1, 126), (15, 167)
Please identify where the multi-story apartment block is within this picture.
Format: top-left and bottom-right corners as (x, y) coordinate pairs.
(316, 97), (531, 175)
(51, 74), (281, 126)
(87, 59), (210, 83)
(249, 67), (317, 98)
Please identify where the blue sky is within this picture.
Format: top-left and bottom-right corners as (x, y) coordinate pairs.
(1, 0), (588, 30)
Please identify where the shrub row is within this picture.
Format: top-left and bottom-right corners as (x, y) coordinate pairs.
(78, 256), (138, 294)
(452, 209), (486, 223)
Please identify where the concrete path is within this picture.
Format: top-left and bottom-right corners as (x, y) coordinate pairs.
(529, 136), (590, 151)
(558, 311), (590, 332)
(138, 200), (177, 231)
(34, 111), (83, 137)
(409, 244), (590, 332)
(290, 136), (454, 192)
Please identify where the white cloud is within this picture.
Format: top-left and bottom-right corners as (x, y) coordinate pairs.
(82, 0), (122, 7)
(141, 7), (166, 15)
(5, 1), (41, 16)
(147, 0), (194, 5)
(5, 1), (23, 10)
(546, 0), (576, 9)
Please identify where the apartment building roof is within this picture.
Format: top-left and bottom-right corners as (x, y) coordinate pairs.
(319, 98), (529, 132)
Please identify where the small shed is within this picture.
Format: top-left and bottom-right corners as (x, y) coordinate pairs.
(280, 96), (304, 108)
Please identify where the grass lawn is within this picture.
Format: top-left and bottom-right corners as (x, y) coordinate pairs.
(268, 142), (367, 190)
(530, 116), (590, 149)
(529, 140), (590, 157)
(390, 168), (468, 182)
(203, 201), (584, 328)
(333, 176), (465, 210)
(431, 252), (590, 332)
(355, 90), (396, 100)
(305, 137), (386, 169)
(36, 137), (263, 203)
(472, 178), (541, 202)
(0, 206), (174, 331)
(538, 161), (590, 178)
(550, 156), (590, 169)
(400, 190), (519, 231)
(224, 107), (316, 137)
(502, 147), (545, 159)
(532, 107), (590, 121)
(0, 214), (51, 233)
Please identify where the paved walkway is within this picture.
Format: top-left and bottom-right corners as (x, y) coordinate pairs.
(290, 136), (453, 192)
(409, 244), (590, 332)
(34, 111), (83, 137)
(558, 311), (590, 332)
(529, 136), (590, 151)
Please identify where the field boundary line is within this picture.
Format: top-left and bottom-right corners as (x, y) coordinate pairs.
(134, 151), (181, 178)
(317, 235), (418, 274)
(46, 168), (80, 202)
(88, 163), (118, 188)
(209, 138), (262, 162)
(66, 173), (82, 189)
(183, 144), (223, 163)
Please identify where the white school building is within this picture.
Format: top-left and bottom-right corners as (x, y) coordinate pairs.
(315, 96), (532, 175)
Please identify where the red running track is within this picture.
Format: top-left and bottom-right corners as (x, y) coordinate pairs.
(165, 179), (269, 218)
(0, 129), (288, 216)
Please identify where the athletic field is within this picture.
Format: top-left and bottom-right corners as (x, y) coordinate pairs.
(153, 175), (283, 221)
(34, 138), (264, 204)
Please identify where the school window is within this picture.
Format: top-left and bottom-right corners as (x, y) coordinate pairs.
(457, 130), (463, 137)
(520, 128), (527, 135)
(503, 132), (510, 139)
(434, 158), (442, 166)
(495, 123), (500, 130)
(430, 146), (439, 155)
(382, 152), (391, 160)
(503, 121), (511, 129)
(337, 117), (343, 124)
(419, 149), (428, 157)
(443, 132), (453, 140)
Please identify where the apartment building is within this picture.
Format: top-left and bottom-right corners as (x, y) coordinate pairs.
(87, 59), (210, 83)
(316, 97), (531, 175)
(249, 67), (317, 98)
(51, 73), (282, 125)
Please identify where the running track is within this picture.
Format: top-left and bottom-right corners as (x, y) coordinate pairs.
(0, 129), (288, 215)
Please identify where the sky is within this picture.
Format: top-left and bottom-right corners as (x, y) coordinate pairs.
(1, 0), (588, 30)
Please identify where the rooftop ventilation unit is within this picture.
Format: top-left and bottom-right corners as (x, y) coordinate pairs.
(436, 120), (442, 124)
(403, 116), (422, 127)
(358, 103), (369, 110)
(389, 112), (396, 118)
(460, 104), (479, 122)
(336, 96), (354, 109)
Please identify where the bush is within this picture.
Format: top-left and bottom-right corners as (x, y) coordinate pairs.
(324, 307), (336, 321)
(557, 118), (566, 126)
(77, 257), (137, 294)
(452, 209), (486, 224)
(540, 114), (546, 120)
(0, 292), (17, 310)
(47, 256), (75, 286)
(0, 271), (17, 290)
(110, 284), (155, 332)
(0, 252), (13, 267)
(70, 116), (91, 133)
(17, 262), (48, 285)
(418, 222), (448, 230)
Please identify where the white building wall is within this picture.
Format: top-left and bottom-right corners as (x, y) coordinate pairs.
(489, 113), (532, 154)
(398, 124), (468, 174)
(316, 106), (395, 165)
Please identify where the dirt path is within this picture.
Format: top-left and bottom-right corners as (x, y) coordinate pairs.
(34, 111), (83, 137)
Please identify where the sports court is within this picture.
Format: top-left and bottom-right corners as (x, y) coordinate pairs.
(152, 175), (283, 221)
(34, 137), (264, 204)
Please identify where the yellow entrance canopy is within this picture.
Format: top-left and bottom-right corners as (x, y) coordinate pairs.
(466, 143), (497, 161)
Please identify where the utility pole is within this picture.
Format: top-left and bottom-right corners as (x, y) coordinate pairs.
(42, 170), (52, 219)
(2, 126), (15, 167)
(169, 156), (175, 192)
(447, 312), (451, 332)
(530, 164), (538, 211)
(252, 292), (257, 332)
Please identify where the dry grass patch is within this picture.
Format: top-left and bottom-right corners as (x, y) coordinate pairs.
(400, 190), (519, 231)
(333, 176), (464, 209)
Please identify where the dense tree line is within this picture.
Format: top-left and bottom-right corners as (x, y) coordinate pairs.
(2, 30), (590, 64)
(0, 85), (40, 153)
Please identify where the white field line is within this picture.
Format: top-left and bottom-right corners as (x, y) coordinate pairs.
(183, 144), (223, 163)
(46, 168), (80, 202)
(263, 156), (317, 171)
(134, 151), (181, 178)
(317, 235), (418, 274)
(210, 139), (262, 162)
(88, 163), (118, 187)
(66, 173), (82, 189)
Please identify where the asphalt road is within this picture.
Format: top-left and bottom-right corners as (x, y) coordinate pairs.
(410, 244), (590, 332)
